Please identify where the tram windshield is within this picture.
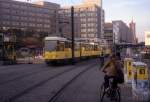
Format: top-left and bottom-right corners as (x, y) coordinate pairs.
(45, 40), (57, 51)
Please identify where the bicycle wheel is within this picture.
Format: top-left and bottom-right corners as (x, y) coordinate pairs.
(99, 83), (106, 102)
(114, 87), (121, 102)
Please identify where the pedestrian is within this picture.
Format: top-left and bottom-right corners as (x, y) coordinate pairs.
(99, 51), (104, 68)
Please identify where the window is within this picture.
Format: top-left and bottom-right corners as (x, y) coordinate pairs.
(81, 24), (86, 28)
(65, 42), (71, 48)
(139, 69), (145, 74)
(80, 18), (86, 22)
(1, 3), (10, 8)
(128, 62), (131, 66)
(45, 41), (57, 51)
(75, 43), (80, 51)
(57, 41), (65, 51)
(81, 29), (86, 33)
(2, 21), (9, 25)
(2, 8), (10, 13)
(2, 15), (10, 19)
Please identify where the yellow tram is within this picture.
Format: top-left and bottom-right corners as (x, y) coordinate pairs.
(43, 37), (107, 65)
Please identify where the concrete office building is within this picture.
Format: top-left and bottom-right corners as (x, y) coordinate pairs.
(104, 23), (113, 45)
(145, 32), (150, 46)
(112, 20), (133, 44)
(58, 10), (81, 38)
(0, 0), (60, 34)
(60, 1), (104, 40)
(84, 0), (102, 7)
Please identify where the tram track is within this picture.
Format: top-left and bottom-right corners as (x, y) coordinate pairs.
(48, 63), (95, 102)
(0, 67), (52, 85)
(2, 60), (96, 102)
(0, 64), (43, 70)
(0, 61), (91, 85)
(0, 64), (47, 74)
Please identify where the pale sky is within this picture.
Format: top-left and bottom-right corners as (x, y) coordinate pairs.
(16, 0), (150, 42)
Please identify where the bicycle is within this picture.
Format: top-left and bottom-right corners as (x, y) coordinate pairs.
(99, 78), (121, 102)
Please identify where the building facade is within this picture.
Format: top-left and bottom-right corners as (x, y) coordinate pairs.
(129, 20), (136, 44)
(84, 0), (102, 7)
(112, 20), (133, 44)
(104, 23), (113, 45)
(0, 0), (60, 34)
(145, 32), (150, 46)
(60, 2), (104, 39)
(58, 9), (81, 38)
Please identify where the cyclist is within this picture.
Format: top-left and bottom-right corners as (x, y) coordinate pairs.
(101, 53), (124, 89)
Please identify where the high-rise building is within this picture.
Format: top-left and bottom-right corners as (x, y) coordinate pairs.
(104, 23), (113, 45)
(60, 1), (104, 40)
(129, 20), (136, 44)
(58, 10), (81, 38)
(0, 0), (60, 34)
(84, 0), (102, 7)
(112, 20), (133, 44)
(145, 32), (150, 46)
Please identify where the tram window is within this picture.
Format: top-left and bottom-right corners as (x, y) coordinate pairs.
(128, 62), (131, 66)
(45, 40), (57, 51)
(57, 41), (64, 51)
(65, 41), (71, 48)
(129, 71), (132, 75)
(75, 43), (80, 51)
(139, 69), (145, 74)
(89, 45), (91, 50)
(94, 45), (98, 51)
(85, 44), (88, 51)
(82, 44), (86, 50)
(65, 42), (68, 48)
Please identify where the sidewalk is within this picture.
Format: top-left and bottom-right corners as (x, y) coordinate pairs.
(120, 84), (133, 102)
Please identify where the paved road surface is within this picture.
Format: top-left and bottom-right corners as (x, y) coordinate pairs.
(0, 59), (133, 102)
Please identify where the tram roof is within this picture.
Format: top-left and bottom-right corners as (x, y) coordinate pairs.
(132, 62), (147, 67)
(45, 37), (68, 41)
